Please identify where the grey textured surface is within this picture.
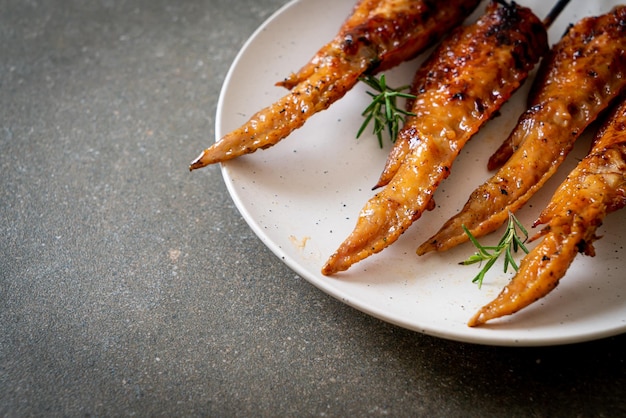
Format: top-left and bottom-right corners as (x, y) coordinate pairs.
(1, 0), (624, 416)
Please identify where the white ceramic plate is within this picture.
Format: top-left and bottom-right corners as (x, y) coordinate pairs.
(214, 0), (626, 346)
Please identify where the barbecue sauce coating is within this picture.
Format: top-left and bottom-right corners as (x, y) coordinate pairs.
(375, 1), (548, 189)
(469, 97), (626, 326)
(189, 0), (480, 169)
(323, 2), (547, 275)
(418, 5), (626, 256)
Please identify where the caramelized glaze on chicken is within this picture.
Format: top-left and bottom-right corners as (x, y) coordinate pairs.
(418, 5), (626, 256)
(322, 2), (547, 275)
(189, 0), (481, 170)
(469, 97), (626, 326)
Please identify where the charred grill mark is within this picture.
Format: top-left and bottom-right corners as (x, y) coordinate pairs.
(474, 98), (486, 114)
(480, 3), (548, 71)
(452, 92), (466, 101)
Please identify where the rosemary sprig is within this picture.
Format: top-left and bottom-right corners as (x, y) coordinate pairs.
(459, 211), (530, 288)
(357, 74), (416, 147)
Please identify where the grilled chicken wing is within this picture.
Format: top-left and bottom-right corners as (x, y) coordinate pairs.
(469, 97), (626, 326)
(322, 1), (547, 275)
(418, 6), (626, 256)
(189, 0), (480, 170)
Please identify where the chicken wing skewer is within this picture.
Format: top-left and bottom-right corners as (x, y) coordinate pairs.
(418, 5), (626, 256)
(188, 0), (481, 170)
(375, 0), (572, 189)
(469, 97), (626, 326)
(322, 1), (548, 275)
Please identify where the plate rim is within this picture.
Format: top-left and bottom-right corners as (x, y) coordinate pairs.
(213, 0), (626, 346)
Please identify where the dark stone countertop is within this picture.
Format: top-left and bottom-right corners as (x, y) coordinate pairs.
(1, 0), (624, 416)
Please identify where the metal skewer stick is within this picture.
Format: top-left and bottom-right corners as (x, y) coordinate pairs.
(543, 0), (572, 28)
(495, 0), (571, 29)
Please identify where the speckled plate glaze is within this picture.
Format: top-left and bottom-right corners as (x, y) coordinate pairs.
(214, 0), (626, 346)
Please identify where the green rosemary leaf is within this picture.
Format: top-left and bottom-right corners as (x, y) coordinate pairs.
(357, 74), (416, 147)
(460, 211), (530, 288)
